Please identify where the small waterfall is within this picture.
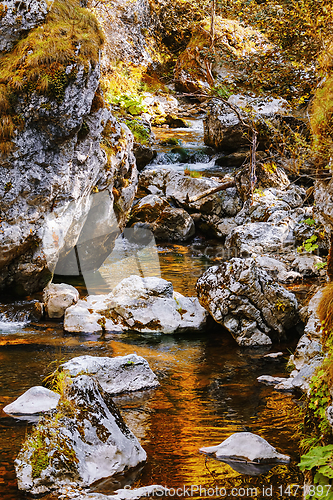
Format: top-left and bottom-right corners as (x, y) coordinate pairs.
(0, 303), (31, 332)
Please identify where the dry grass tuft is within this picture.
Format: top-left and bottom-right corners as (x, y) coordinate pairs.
(317, 283), (333, 348)
(0, 0), (104, 156)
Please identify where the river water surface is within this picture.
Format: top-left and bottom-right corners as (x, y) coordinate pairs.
(0, 117), (306, 499)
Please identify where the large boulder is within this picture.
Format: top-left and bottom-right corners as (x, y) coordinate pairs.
(130, 195), (170, 224)
(0, 1), (138, 296)
(64, 275), (208, 334)
(225, 219), (295, 257)
(148, 206), (195, 242)
(234, 186), (305, 225)
(59, 354), (159, 395)
(196, 258), (299, 346)
(204, 95), (289, 152)
(15, 375), (146, 495)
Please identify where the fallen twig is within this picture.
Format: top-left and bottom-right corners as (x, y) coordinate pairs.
(186, 179), (236, 204)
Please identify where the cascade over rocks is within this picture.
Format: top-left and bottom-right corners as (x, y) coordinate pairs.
(196, 258), (299, 346)
(15, 375), (146, 495)
(0, 4), (138, 296)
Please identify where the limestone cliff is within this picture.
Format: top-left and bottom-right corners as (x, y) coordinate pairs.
(0, 0), (138, 295)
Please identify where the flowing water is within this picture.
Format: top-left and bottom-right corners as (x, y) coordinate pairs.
(0, 117), (307, 499)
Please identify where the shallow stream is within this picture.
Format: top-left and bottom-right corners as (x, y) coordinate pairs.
(0, 117), (306, 499)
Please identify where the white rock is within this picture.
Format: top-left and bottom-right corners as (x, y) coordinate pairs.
(3, 386), (60, 416)
(64, 276), (208, 334)
(43, 283), (79, 319)
(225, 219), (295, 257)
(200, 432), (290, 463)
(60, 354), (159, 395)
(264, 352), (283, 358)
(292, 254), (323, 276)
(274, 378), (296, 392)
(257, 375), (288, 386)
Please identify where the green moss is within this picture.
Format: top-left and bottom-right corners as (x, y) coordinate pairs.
(28, 429), (50, 478)
(161, 137), (180, 146)
(0, 0), (104, 155)
(4, 181), (12, 192)
(184, 167), (202, 178)
(124, 119), (150, 145)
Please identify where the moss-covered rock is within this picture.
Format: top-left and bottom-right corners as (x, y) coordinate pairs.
(15, 375), (146, 495)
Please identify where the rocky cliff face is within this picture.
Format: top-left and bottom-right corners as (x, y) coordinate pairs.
(94, 0), (159, 70)
(314, 179), (333, 279)
(0, 0), (138, 295)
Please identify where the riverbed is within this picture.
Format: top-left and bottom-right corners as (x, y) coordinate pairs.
(0, 117), (306, 499)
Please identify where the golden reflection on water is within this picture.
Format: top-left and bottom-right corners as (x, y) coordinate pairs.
(0, 241), (305, 499)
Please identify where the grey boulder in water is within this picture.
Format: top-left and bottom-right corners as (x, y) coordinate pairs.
(200, 432), (290, 464)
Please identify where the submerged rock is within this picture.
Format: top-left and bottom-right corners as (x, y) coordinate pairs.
(200, 432), (290, 464)
(3, 386), (59, 417)
(15, 375), (146, 495)
(64, 275), (208, 334)
(59, 354), (159, 395)
(196, 258), (299, 346)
